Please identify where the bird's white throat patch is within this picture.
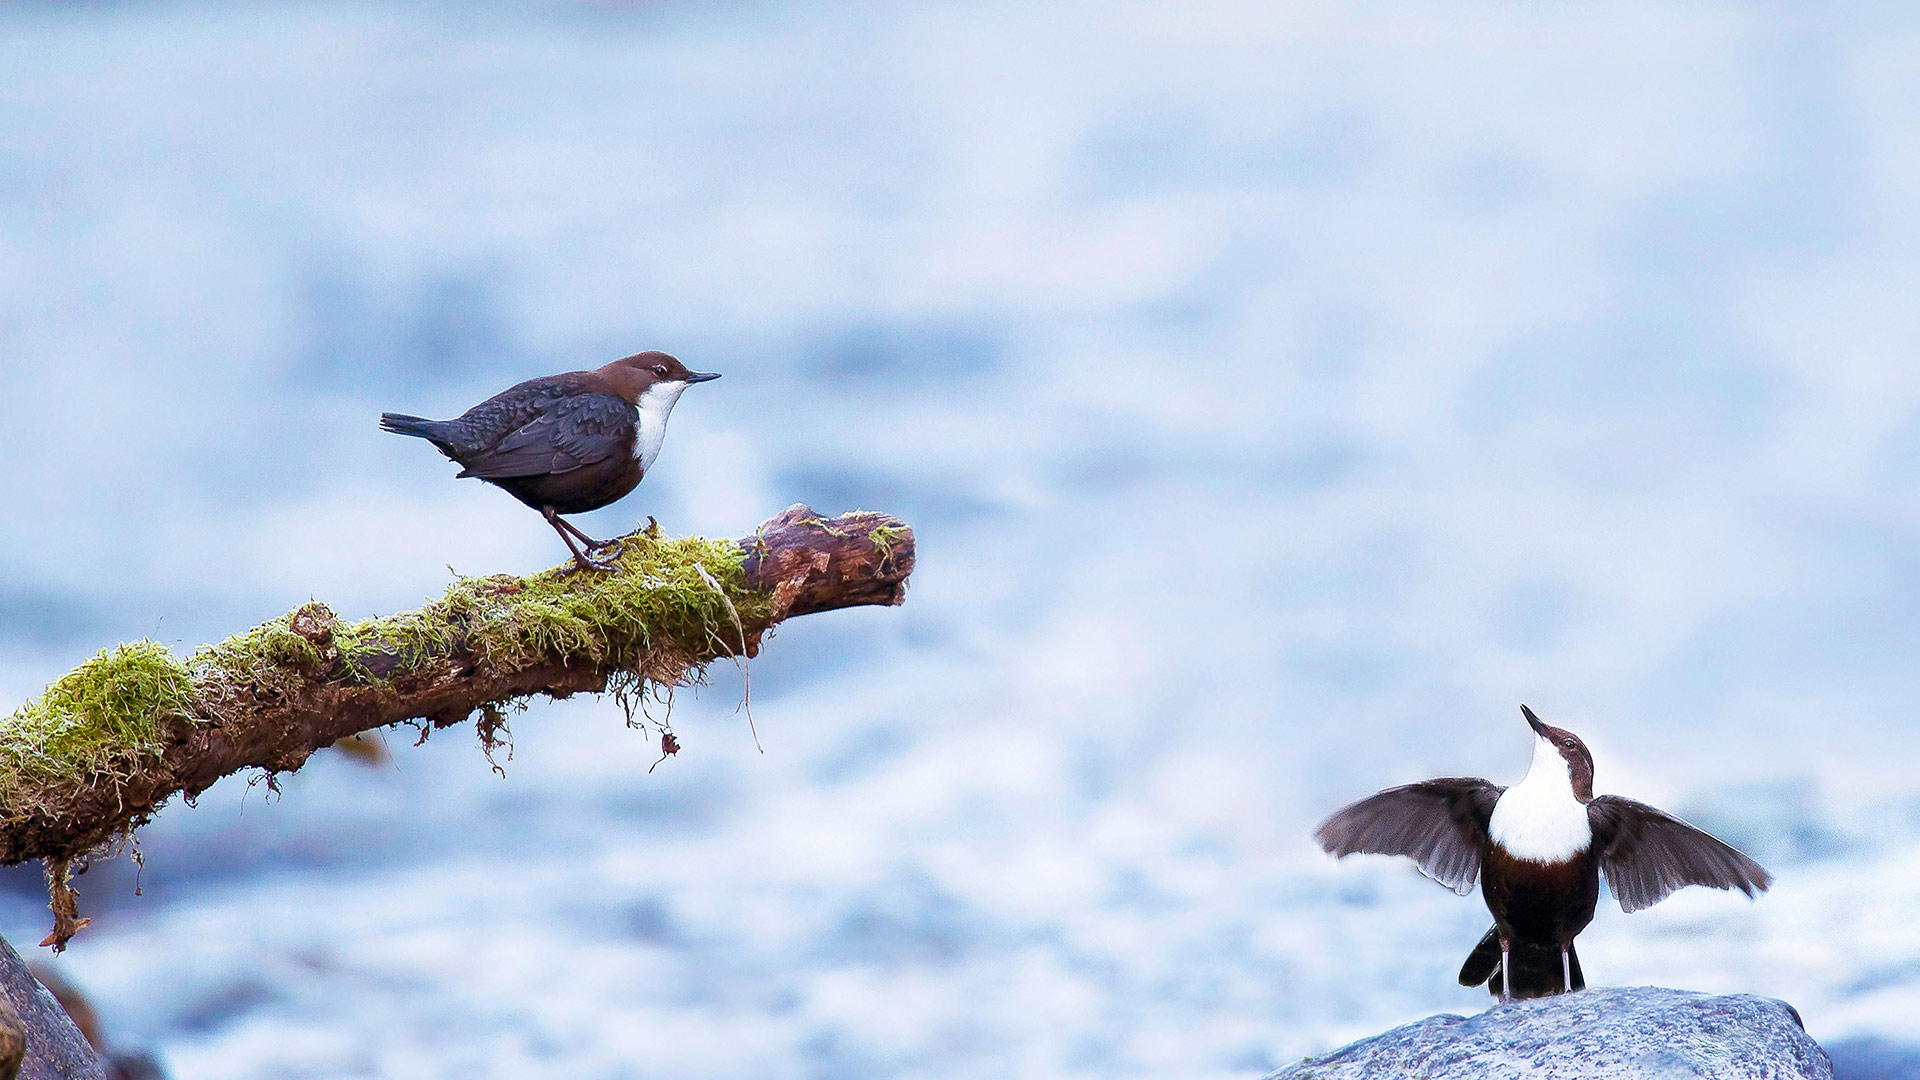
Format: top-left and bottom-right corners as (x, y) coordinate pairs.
(1489, 735), (1592, 863)
(633, 380), (690, 474)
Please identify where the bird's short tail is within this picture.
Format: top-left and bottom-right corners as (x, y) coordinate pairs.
(1458, 927), (1583, 999)
(379, 413), (450, 440)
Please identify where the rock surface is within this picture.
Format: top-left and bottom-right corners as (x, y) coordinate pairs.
(1265, 986), (1832, 1079)
(0, 933), (105, 1080)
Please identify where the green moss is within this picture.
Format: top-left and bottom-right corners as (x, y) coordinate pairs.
(0, 641), (197, 820)
(197, 618), (321, 673)
(0, 529), (777, 837)
(333, 601), (462, 675)
(190, 609), (328, 697)
(335, 532), (774, 681)
(864, 521), (909, 567)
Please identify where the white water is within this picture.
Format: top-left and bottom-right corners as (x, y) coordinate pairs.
(3, 3), (1919, 1077)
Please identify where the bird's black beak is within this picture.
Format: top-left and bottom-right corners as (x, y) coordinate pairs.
(685, 371), (722, 384)
(1521, 704), (1549, 737)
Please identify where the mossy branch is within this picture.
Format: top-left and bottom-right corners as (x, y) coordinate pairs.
(0, 505), (913, 948)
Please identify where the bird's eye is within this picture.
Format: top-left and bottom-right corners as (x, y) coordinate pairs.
(1562, 738), (1576, 749)
(653, 365), (668, 377)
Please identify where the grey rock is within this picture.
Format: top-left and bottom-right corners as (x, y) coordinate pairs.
(0, 932), (107, 1080)
(1265, 986), (1832, 1079)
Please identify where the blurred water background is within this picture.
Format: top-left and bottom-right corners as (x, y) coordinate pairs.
(3, 2), (1920, 1077)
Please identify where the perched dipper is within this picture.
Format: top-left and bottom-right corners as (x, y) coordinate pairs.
(1314, 705), (1771, 1002)
(381, 351), (719, 573)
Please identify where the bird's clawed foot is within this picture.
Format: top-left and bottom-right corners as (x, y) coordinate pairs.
(557, 549), (622, 576)
(584, 535), (625, 560)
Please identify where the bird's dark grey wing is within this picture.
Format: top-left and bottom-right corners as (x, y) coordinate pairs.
(1588, 796), (1773, 913)
(455, 393), (636, 480)
(1314, 778), (1504, 895)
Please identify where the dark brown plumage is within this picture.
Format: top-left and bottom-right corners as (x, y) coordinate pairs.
(1314, 705), (1771, 1002)
(381, 351), (719, 572)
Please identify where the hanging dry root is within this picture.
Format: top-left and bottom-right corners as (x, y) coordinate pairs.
(39, 858), (90, 952)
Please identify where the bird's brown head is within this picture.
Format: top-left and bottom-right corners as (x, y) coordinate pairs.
(1521, 704), (1595, 801)
(598, 351), (722, 403)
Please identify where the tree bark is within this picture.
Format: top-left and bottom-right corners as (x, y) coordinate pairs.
(0, 506), (913, 948)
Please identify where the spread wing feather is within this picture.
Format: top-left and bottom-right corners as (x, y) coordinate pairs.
(1587, 796), (1772, 913)
(453, 392), (635, 480)
(1313, 778), (1503, 895)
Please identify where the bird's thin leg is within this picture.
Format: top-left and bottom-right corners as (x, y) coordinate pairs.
(1561, 948), (1572, 994)
(1499, 939), (1512, 1005)
(545, 508), (615, 574)
(550, 519), (599, 575)
(552, 514), (596, 545)
(552, 514), (623, 556)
